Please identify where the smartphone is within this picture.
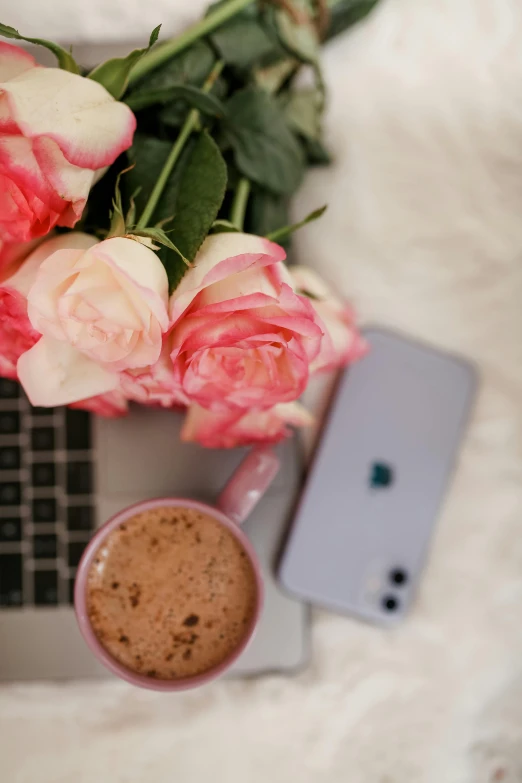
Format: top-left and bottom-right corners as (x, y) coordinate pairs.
(279, 327), (478, 625)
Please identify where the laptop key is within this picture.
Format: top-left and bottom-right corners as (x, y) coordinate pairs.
(68, 540), (89, 568)
(33, 498), (58, 524)
(0, 446), (20, 469)
(33, 534), (58, 559)
(32, 462), (55, 487)
(0, 553), (23, 606)
(0, 482), (21, 505)
(0, 411), (20, 434)
(34, 570), (58, 605)
(33, 498), (57, 524)
(0, 378), (19, 398)
(66, 409), (91, 450)
(31, 427), (55, 451)
(0, 518), (22, 542)
(67, 505), (94, 531)
(66, 462), (92, 495)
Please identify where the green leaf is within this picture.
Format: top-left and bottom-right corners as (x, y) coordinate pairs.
(128, 228), (189, 264)
(282, 88), (323, 141)
(254, 57), (298, 94)
(0, 22), (79, 73)
(169, 131), (227, 261)
(326, 0), (381, 40)
(160, 76), (227, 128)
(276, 14), (318, 64)
(109, 209), (127, 237)
(88, 25), (161, 99)
(126, 131), (227, 292)
(108, 165), (134, 237)
(126, 135), (181, 216)
(223, 87), (305, 195)
(210, 219), (241, 234)
(248, 188), (290, 238)
(126, 188), (141, 228)
(126, 84), (225, 116)
(302, 137), (332, 166)
(266, 205), (327, 242)
(126, 40), (220, 128)
(266, 1), (319, 64)
(210, 16), (281, 69)
(127, 39), (215, 95)
(149, 25), (161, 47)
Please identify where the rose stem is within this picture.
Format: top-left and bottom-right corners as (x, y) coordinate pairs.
(128, 0), (255, 87)
(230, 178), (251, 231)
(136, 61), (224, 230)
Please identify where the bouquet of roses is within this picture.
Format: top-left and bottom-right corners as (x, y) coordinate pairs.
(0, 0), (378, 448)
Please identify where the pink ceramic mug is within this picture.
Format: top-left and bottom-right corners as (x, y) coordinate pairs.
(74, 447), (279, 691)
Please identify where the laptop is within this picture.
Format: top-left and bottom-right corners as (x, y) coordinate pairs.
(0, 377), (309, 680)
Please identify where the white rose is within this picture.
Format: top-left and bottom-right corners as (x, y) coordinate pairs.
(18, 236), (169, 406)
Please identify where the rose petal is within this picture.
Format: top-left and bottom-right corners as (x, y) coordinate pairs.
(0, 236), (43, 283)
(94, 238), (169, 330)
(121, 340), (187, 408)
(289, 266), (368, 372)
(0, 42), (37, 82)
(290, 265), (334, 300)
(194, 292), (277, 315)
(17, 336), (117, 406)
(0, 284), (39, 377)
(171, 311), (274, 360)
(27, 247), (95, 337)
(0, 135), (66, 216)
(32, 136), (95, 227)
(9, 232), (97, 297)
(1, 67), (136, 170)
(198, 269), (280, 309)
(169, 233), (286, 322)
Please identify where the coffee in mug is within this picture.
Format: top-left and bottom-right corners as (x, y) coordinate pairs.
(86, 505), (258, 680)
(75, 447), (279, 690)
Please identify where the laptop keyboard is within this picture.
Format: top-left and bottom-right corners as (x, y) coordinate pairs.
(0, 378), (95, 608)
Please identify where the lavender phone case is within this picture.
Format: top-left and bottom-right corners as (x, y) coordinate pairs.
(279, 327), (478, 625)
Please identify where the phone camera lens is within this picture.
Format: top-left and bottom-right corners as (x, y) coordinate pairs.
(382, 595), (399, 612)
(389, 568), (408, 586)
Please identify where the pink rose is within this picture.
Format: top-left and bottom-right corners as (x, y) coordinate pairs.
(181, 401), (314, 449)
(18, 236), (169, 407)
(0, 233), (92, 379)
(169, 233), (324, 412)
(289, 266), (368, 371)
(0, 42), (135, 252)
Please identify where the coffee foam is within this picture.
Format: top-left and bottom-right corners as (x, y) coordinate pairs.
(86, 506), (257, 680)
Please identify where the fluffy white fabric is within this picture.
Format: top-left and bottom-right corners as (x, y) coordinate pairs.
(1, 0), (522, 781)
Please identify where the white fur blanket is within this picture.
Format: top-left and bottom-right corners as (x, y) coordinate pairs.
(1, 1), (522, 781)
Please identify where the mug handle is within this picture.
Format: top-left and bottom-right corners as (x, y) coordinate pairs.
(216, 447), (280, 525)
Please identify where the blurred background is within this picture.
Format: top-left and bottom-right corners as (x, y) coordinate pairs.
(1, 1), (522, 781)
